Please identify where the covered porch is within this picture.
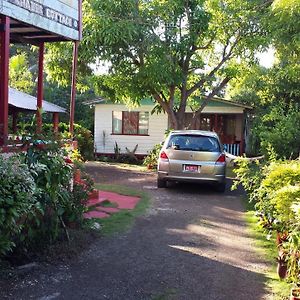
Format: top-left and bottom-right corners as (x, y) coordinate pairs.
(184, 98), (251, 155)
(185, 113), (244, 155)
(0, 1), (81, 151)
(8, 87), (66, 134)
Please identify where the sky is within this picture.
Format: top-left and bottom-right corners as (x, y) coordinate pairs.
(91, 48), (276, 75)
(256, 47), (276, 68)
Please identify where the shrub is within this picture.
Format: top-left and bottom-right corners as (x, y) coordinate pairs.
(0, 155), (38, 256)
(143, 143), (162, 169)
(251, 104), (300, 159)
(16, 122), (94, 161)
(257, 161), (300, 229)
(233, 158), (300, 283)
(22, 143), (73, 243)
(0, 140), (94, 259)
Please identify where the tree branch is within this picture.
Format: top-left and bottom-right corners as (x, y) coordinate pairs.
(152, 91), (178, 129)
(187, 32), (241, 97)
(195, 35), (215, 51)
(194, 76), (231, 117)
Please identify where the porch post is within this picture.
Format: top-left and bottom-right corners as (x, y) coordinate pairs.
(0, 16), (10, 147)
(69, 41), (79, 135)
(12, 111), (18, 134)
(214, 114), (218, 132)
(53, 112), (59, 133)
(36, 42), (44, 134)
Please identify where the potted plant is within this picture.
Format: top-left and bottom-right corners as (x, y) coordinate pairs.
(277, 254), (288, 279)
(290, 287), (300, 300)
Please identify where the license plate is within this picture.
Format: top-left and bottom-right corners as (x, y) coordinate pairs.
(184, 165), (199, 172)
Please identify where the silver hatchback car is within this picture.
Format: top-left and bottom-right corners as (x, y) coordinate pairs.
(157, 130), (226, 192)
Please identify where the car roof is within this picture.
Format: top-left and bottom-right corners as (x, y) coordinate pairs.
(169, 130), (219, 138)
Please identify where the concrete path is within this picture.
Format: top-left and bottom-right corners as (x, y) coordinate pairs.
(0, 162), (270, 300)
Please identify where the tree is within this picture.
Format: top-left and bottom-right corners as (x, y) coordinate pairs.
(225, 0), (300, 158)
(76, 0), (269, 129)
(9, 53), (35, 94)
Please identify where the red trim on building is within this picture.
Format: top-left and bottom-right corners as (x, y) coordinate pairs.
(69, 41), (79, 135)
(36, 42), (44, 133)
(0, 16), (10, 147)
(78, 0), (83, 41)
(111, 134), (149, 137)
(53, 112), (59, 133)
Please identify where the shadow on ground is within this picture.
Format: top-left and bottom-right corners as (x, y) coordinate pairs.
(0, 163), (268, 300)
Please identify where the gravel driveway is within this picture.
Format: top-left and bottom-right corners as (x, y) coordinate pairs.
(0, 162), (269, 300)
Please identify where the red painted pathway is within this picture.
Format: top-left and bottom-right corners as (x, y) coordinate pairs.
(83, 190), (141, 219)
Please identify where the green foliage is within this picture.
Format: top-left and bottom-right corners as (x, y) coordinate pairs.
(9, 54), (35, 94)
(234, 158), (300, 284)
(258, 105), (300, 159)
(110, 142), (141, 164)
(16, 122), (94, 161)
(285, 203), (300, 283)
(43, 82), (95, 131)
(47, 0), (269, 129)
(0, 140), (94, 259)
(232, 158), (264, 202)
(271, 0), (300, 59)
(226, 0), (300, 159)
(23, 143), (74, 243)
(143, 143), (162, 169)
(257, 161), (300, 225)
(72, 124), (94, 161)
(0, 155), (37, 256)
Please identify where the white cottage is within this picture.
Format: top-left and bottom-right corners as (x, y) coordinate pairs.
(92, 98), (251, 157)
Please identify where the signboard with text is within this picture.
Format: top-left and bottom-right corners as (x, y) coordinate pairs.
(0, 0), (81, 40)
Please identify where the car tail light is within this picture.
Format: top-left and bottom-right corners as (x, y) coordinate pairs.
(216, 153), (226, 163)
(160, 151), (169, 160)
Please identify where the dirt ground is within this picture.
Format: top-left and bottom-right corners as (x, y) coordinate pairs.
(0, 161), (270, 300)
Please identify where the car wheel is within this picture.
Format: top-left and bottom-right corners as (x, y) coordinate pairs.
(216, 181), (226, 193)
(157, 178), (167, 188)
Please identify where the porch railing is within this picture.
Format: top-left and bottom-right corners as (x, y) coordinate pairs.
(223, 143), (240, 156)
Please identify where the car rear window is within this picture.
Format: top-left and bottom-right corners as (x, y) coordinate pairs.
(167, 134), (220, 152)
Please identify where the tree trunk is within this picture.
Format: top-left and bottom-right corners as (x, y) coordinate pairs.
(190, 113), (199, 129)
(176, 113), (186, 130)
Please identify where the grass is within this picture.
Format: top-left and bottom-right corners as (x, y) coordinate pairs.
(89, 184), (151, 236)
(91, 160), (151, 172)
(244, 199), (291, 300)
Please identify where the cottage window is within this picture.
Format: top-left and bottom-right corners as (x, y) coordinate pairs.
(112, 111), (149, 135)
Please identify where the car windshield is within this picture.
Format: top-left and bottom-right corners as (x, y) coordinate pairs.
(167, 134), (220, 152)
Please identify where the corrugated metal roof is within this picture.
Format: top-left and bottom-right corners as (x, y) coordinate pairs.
(87, 96), (252, 109)
(9, 88), (66, 113)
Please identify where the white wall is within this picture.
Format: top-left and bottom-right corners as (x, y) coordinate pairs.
(94, 104), (168, 155)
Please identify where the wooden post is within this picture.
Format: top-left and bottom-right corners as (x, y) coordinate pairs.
(69, 41), (79, 135)
(0, 16), (10, 147)
(69, 0), (82, 136)
(36, 42), (44, 134)
(214, 114), (218, 132)
(53, 112), (59, 133)
(12, 111), (18, 133)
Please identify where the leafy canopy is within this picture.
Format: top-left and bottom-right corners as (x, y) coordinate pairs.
(47, 0), (269, 129)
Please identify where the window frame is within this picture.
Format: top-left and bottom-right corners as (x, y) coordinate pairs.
(112, 111), (149, 136)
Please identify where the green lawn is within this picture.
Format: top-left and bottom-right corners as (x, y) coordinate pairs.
(87, 184), (151, 236)
(244, 202), (290, 300)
